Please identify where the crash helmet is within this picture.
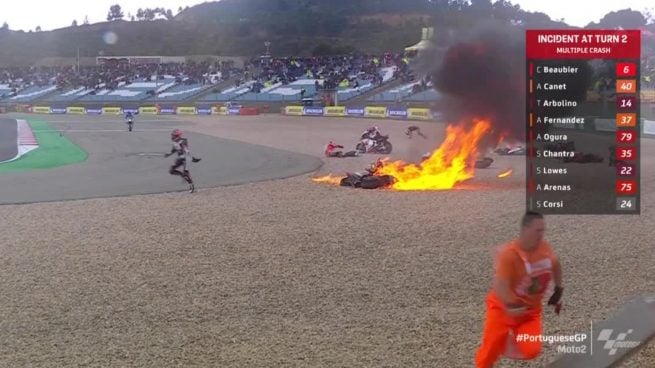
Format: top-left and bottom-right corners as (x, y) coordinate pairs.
(171, 129), (183, 140)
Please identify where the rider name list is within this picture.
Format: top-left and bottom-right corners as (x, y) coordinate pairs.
(525, 29), (641, 215)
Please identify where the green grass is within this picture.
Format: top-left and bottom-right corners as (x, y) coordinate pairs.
(0, 119), (87, 173)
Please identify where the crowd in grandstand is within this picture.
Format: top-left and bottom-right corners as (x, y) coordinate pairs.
(237, 53), (410, 94)
(0, 52), (418, 101)
(0, 60), (239, 98)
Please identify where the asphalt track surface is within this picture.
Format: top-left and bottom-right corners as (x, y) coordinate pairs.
(0, 115), (322, 204)
(0, 118), (18, 163)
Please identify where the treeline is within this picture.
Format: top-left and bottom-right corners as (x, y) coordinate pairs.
(0, 0), (652, 65)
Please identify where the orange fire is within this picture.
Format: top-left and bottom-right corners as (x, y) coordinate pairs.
(375, 119), (492, 191)
(311, 174), (343, 185)
(497, 169), (513, 178)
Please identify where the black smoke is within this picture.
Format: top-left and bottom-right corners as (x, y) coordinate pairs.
(430, 23), (591, 147)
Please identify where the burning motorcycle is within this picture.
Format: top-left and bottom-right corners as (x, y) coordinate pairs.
(340, 158), (396, 189)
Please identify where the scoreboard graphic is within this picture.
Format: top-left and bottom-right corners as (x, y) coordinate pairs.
(525, 30), (641, 215)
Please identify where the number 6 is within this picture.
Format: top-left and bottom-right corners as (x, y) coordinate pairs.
(623, 66), (630, 74)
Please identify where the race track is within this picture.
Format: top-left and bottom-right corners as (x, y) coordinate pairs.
(0, 115), (322, 204)
(0, 118), (17, 163)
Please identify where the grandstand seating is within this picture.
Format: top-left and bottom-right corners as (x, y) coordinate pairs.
(368, 81), (422, 102)
(0, 84), (13, 99)
(2, 85), (57, 102)
(147, 83), (210, 101)
(199, 81), (255, 102)
(78, 77), (176, 102)
(45, 87), (95, 102)
(404, 89), (441, 102)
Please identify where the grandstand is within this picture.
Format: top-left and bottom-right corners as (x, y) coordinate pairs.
(1, 85), (57, 103)
(0, 52), (447, 107)
(78, 77), (177, 103)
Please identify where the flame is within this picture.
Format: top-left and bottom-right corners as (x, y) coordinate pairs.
(497, 132), (507, 147)
(497, 169), (513, 178)
(311, 174), (343, 185)
(375, 119), (492, 191)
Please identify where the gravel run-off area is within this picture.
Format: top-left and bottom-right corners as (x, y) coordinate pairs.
(0, 114), (653, 367)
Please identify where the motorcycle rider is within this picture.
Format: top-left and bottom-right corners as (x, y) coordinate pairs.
(164, 129), (202, 193)
(325, 141), (345, 157)
(125, 111), (134, 132)
(361, 126), (385, 152)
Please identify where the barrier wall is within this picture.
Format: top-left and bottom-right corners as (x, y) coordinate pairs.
(102, 107), (122, 115)
(284, 105), (435, 121)
(67, 106), (86, 115)
(32, 106), (51, 114)
(139, 106), (158, 114)
(177, 106), (197, 115)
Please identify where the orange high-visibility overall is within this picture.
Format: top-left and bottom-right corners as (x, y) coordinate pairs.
(475, 240), (557, 368)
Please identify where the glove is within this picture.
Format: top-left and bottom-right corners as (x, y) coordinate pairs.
(548, 286), (563, 314)
(192, 157), (201, 163)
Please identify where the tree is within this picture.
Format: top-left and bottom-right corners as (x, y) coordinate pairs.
(596, 9), (646, 29)
(72, 20), (78, 27)
(177, 6), (183, 14)
(35, 26), (42, 32)
(165, 9), (174, 20)
(1, 22), (8, 30)
(83, 16), (89, 25)
(107, 4), (124, 21)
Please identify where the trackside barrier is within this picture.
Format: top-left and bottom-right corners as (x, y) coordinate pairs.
(102, 107), (122, 115)
(139, 106), (158, 114)
(67, 106), (86, 114)
(283, 105), (436, 121)
(177, 106), (197, 115)
(31, 106), (51, 114)
(15, 104), (655, 137)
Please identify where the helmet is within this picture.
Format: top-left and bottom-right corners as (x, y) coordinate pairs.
(171, 129), (182, 139)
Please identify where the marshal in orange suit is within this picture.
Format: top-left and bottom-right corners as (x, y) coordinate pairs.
(475, 211), (563, 368)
